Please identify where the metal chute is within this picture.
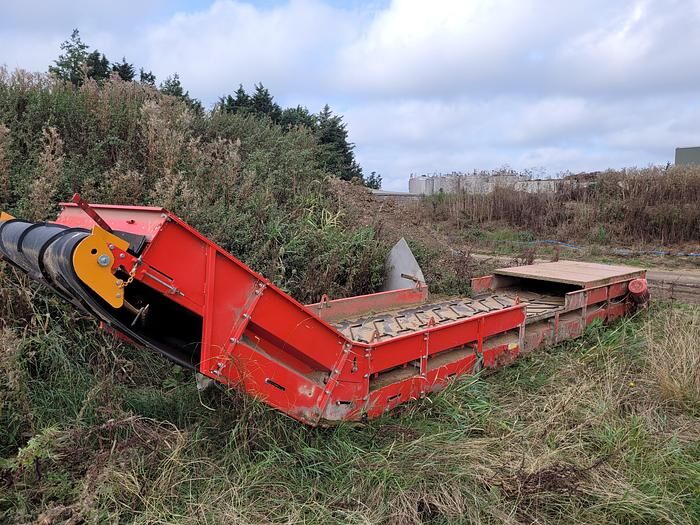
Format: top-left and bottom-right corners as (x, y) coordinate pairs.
(381, 237), (425, 291)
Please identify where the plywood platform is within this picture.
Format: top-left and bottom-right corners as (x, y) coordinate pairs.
(494, 261), (645, 288)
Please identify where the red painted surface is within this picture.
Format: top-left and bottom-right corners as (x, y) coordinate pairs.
(306, 285), (429, 322)
(52, 204), (531, 424)
(57, 203), (167, 240)
(628, 278), (650, 305)
(50, 202), (646, 425)
(470, 275), (493, 294)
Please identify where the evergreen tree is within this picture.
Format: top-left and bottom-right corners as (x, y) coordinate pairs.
(220, 84), (252, 114)
(365, 171), (382, 189)
(281, 105), (317, 130)
(251, 83), (282, 122)
(160, 74), (203, 114)
(139, 68), (156, 86)
(160, 74), (186, 98)
(317, 104), (363, 182)
(49, 29), (89, 86)
(233, 85), (251, 111)
(217, 84), (373, 188)
(112, 57), (135, 82)
(85, 50), (110, 82)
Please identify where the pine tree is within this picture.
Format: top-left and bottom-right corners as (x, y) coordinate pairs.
(112, 58), (135, 81)
(49, 29), (89, 86)
(365, 171), (382, 189)
(160, 74), (203, 114)
(317, 104), (363, 182)
(139, 68), (156, 86)
(234, 85), (251, 110)
(85, 50), (110, 82)
(160, 74), (186, 98)
(251, 83), (282, 122)
(220, 84), (252, 114)
(281, 105), (317, 130)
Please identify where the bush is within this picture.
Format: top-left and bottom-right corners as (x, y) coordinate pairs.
(419, 167), (700, 246)
(0, 68), (386, 302)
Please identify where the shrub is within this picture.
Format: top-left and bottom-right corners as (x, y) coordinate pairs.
(419, 167), (700, 246)
(0, 69), (386, 302)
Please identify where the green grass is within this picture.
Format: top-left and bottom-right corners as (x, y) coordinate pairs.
(1, 285), (699, 523)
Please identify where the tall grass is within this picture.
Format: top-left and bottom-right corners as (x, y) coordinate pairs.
(1, 287), (697, 523)
(1, 68), (698, 524)
(645, 307), (700, 412)
(422, 167), (700, 246)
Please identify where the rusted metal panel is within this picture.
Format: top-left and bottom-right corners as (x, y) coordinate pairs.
(523, 321), (554, 353)
(470, 275), (493, 293)
(609, 281), (629, 298)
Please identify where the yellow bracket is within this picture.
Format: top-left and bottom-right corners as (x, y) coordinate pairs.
(0, 211), (15, 222)
(73, 226), (129, 309)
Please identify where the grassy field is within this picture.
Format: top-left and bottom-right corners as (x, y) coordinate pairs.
(1, 71), (699, 525)
(1, 274), (698, 524)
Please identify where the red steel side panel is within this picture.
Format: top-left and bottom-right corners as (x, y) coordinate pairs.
(250, 290), (346, 371)
(609, 282), (629, 298)
(482, 343), (520, 369)
(140, 221), (209, 312)
(523, 322), (554, 353)
(229, 342), (325, 425)
(57, 204), (167, 240)
(607, 302), (629, 321)
(585, 287), (608, 306)
(471, 275), (493, 294)
(199, 249), (261, 377)
(306, 285), (428, 322)
(368, 306), (525, 374)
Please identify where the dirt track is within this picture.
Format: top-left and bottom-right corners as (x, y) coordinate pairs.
(645, 268), (700, 304)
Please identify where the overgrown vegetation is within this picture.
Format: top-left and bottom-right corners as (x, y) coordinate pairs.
(0, 67), (385, 302)
(1, 263), (698, 523)
(43, 28), (381, 188)
(421, 167), (700, 247)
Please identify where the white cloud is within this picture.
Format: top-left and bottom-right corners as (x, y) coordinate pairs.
(335, 0), (700, 98)
(553, 0), (700, 94)
(347, 93), (700, 189)
(2, 0), (700, 191)
(143, 0), (358, 100)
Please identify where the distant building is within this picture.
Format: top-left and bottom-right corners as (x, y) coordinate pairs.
(675, 147), (700, 166)
(408, 172), (560, 195)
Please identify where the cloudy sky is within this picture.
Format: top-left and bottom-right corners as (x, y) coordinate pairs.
(2, 0), (700, 190)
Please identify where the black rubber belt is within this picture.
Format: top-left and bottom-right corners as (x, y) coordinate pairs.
(1, 222), (196, 370)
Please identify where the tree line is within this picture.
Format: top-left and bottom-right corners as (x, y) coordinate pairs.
(47, 29), (381, 189)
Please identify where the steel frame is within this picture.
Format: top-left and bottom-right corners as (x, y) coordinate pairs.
(0, 201), (644, 426)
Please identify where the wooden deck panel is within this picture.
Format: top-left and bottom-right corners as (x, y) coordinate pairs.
(493, 260), (645, 288)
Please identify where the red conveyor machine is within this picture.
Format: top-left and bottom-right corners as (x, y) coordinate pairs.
(0, 198), (649, 425)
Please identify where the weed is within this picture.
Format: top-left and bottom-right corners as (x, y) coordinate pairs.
(645, 307), (700, 413)
(0, 68), (698, 525)
(1, 297), (697, 524)
(420, 167), (700, 247)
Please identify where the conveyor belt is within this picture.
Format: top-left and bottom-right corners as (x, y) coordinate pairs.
(333, 291), (564, 343)
(0, 220), (197, 369)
